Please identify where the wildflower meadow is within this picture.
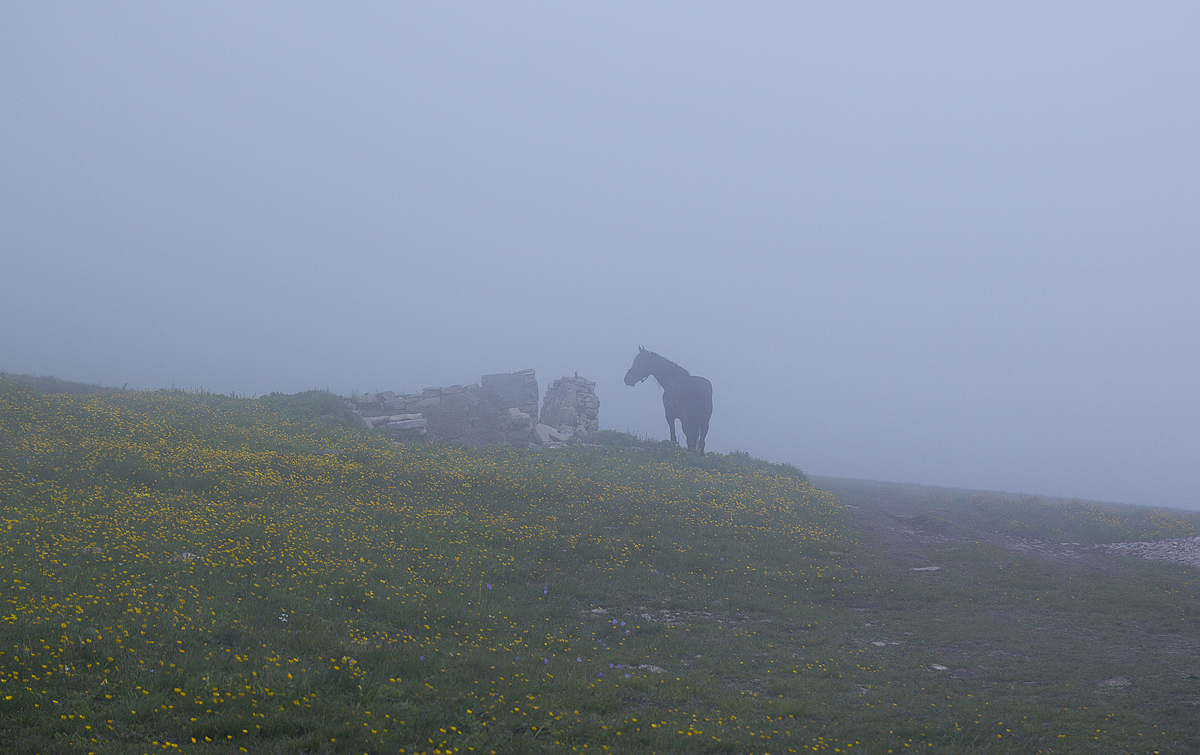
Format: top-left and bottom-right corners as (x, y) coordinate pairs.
(2, 377), (1198, 754)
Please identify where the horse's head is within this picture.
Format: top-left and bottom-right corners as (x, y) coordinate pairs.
(624, 346), (652, 386)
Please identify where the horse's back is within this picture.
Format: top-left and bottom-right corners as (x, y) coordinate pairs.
(679, 375), (713, 418)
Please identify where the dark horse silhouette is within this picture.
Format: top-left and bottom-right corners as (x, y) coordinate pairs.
(624, 346), (713, 452)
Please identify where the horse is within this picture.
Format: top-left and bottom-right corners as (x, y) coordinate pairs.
(624, 346), (713, 452)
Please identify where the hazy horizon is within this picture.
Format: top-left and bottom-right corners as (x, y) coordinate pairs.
(3, 3), (1197, 509)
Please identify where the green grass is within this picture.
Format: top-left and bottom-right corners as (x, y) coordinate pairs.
(1, 376), (1198, 754)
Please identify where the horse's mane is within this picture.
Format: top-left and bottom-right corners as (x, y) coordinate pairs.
(646, 350), (690, 387)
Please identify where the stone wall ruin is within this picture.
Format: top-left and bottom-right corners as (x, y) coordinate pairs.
(347, 368), (598, 448)
(537, 374), (600, 444)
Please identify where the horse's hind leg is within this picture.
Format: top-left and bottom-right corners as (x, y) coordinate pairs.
(697, 415), (709, 452)
(682, 416), (700, 451)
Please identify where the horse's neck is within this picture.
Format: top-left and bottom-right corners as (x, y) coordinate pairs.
(651, 355), (689, 387)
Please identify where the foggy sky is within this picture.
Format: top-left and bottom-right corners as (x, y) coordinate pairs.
(2, 3), (1197, 509)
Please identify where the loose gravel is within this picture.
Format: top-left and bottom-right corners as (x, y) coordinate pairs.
(1098, 535), (1200, 567)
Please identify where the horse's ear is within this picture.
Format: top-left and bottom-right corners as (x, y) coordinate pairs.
(639, 345), (646, 353)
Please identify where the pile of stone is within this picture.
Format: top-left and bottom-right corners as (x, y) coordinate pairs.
(536, 374), (601, 446)
(1099, 535), (1200, 567)
(346, 369), (599, 449)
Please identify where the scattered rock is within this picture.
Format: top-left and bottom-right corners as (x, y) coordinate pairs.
(387, 419), (428, 431)
(1100, 536), (1200, 567)
(535, 424), (571, 445)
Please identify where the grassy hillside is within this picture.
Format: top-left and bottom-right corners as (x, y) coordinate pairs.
(0, 372), (125, 396)
(812, 476), (1200, 544)
(1, 376), (1198, 754)
(0, 379), (849, 754)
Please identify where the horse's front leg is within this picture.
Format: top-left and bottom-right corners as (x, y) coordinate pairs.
(666, 414), (678, 444)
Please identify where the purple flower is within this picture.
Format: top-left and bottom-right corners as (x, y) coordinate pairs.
(624, 673), (631, 679)
(486, 583), (492, 589)
(575, 657), (582, 662)
(543, 587), (548, 595)
(543, 658), (548, 664)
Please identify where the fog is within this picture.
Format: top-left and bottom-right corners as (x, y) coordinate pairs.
(2, 3), (1197, 509)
